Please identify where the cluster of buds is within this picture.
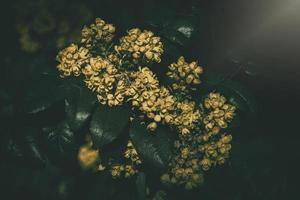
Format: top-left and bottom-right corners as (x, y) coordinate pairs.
(161, 100), (234, 189)
(203, 93), (236, 133)
(78, 137), (99, 169)
(172, 100), (201, 136)
(126, 67), (201, 134)
(126, 67), (167, 130)
(82, 56), (129, 106)
(57, 44), (90, 77)
(124, 140), (142, 165)
(145, 87), (176, 131)
(109, 140), (141, 178)
(161, 134), (204, 190)
(110, 164), (138, 178)
(81, 18), (115, 48)
(127, 67), (160, 98)
(167, 56), (203, 92)
(115, 28), (163, 63)
(136, 87), (177, 131)
(199, 134), (232, 170)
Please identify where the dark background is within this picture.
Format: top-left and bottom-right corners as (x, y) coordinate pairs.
(0, 0), (300, 199)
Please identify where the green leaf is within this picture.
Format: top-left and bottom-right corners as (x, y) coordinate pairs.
(6, 138), (25, 161)
(6, 128), (46, 167)
(136, 172), (146, 200)
(202, 71), (226, 86)
(129, 120), (175, 170)
(24, 72), (64, 114)
(227, 50), (265, 78)
(64, 81), (97, 131)
(161, 38), (183, 63)
(90, 105), (131, 148)
(243, 61), (264, 78)
(143, 3), (174, 30)
(0, 89), (14, 118)
(216, 80), (257, 115)
(22, 128), (46, 166)
(44, 121), (77, 158)
(161, 18), (198, 48)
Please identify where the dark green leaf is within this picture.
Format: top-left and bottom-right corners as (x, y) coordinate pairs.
(161, 38), (183, 66)
(243, 61), (264, 77)
(136, 172), (146, 200)
(129, 120), (175, 170)
(0, 89), (14, 118)
(44, 121), (77, 158)
(24, 72), (64, 114)
(23, 128), (46, 166)
(227, 50), (265, 78)
(90, 105), (130, 148)
(202, 71), (226, 86)
(217, 80), (257, 115)
(6, 138), (24, 161)
(143, 3), (174, 30)
(64, 81), (97, 131)
(161, 18), (198, 48)
(6, 128), (46, 167)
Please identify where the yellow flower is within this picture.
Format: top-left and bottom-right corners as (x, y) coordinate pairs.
(57, 44), (90, 77)
(98, 164), (106, 171)
(147, 122), (157, 131)
(203, 93), (235, 132)
(81, 18), (115, 48)
(181, 148), (190, 159)
(160, 174), (170, 184)
(204, 93), (226, 109)
(167, 56), (203, 92)
(200, 158), (211, 171)
(115, 28), (163, 63)
(78, 145), (99, 169)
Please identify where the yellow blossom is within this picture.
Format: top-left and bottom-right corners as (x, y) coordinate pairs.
(115, 28), (163, 63)
(167, 56), (203, 92)
(81, 18), (115, 48)
(57, 44), (90, 77)
(78, 145), (99, 169)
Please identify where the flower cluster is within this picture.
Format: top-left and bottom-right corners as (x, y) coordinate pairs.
(110, 164), (138, 178)
(81, 56), (128, 106)
(78, 138), (99, 169)
(81, 18), (116, 48)
(56, 44), (90, 77)
(57, 21), (201, 135)
(126, 68), (174, 129)
(203, 93), (236, 133)
(161, 93), (235, 189)
(167, 56), (203, 92)
(126, 67), (201, 134)
(77, 137), (142, 178)
(172, 100), (201, 135)
(115, 28), (163, 63)
(57, 18), (238, 190)
(143, 87), (177, 131)
(199, 134), (232, 169)
(109, 140), (141, 178)
(161, 133), (204, 190)
(124, 140), (142, 165)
